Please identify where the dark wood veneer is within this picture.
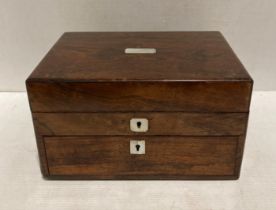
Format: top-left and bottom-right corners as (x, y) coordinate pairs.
(26, 32), (253, 180)
(28, 32), (251, 81)
(33, 112), (248, 136)
(27, 81), (252, 113)
(44, 136), (238, 178)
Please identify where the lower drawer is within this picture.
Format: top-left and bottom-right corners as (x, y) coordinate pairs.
(44, 136), (238, 179)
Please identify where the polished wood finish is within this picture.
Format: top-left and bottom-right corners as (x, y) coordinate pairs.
(33, 112), (248, 136)
(27, 32), (251, 81)
(26, 32), (253, 180)
(27, 81), (252, 112)
(44, 136), (238, 178)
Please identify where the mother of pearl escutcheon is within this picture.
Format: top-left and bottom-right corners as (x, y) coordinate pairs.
(130, 118), (149, 132)
(130, 140), (145, 154)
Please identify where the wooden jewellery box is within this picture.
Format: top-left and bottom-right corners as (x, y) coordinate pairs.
(26, 32), (253, 180)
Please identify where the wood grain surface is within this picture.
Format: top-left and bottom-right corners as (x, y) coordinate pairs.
(44, 136), (238, 179)
(27, 32), (252, 82)
(27, 81), (252, 112)
(26, 32), (253, 179)
(34, 112), (248, 136)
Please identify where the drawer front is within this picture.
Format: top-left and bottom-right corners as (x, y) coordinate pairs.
(27, 81), (252, 112)
(34, 112), (248, 136)
(44, 136), (238, 178)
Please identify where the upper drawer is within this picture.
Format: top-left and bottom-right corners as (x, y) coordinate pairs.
(33, 112), (248, 136)
(27, 81), (252, 113)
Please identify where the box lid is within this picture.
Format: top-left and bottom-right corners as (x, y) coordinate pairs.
(27, 32), (252, 82)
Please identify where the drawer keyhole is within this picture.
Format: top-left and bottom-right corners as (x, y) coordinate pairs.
(130, 118), (148, 132)
(137, 121), (142, 128)
(130, 140), (145, 154)
(135, 144), (140, 151)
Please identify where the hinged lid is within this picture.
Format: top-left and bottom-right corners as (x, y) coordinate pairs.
(26, 32), (253, 113)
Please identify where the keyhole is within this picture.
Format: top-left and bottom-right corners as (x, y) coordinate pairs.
(135, 144), (140, 151)
(137, 121), (142, 128)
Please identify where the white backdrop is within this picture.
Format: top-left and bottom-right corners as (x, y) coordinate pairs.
(1, 0), (275, 91)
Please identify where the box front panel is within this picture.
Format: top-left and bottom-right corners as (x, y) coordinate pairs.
(44, 136), (238, 179)
(27, 80), (252, 179)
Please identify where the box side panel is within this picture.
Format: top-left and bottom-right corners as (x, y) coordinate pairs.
(26, 84), (49, 176)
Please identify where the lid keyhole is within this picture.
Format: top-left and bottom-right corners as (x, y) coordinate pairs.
(135, 144), (140, 151)
(137, 121), (142, 128)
